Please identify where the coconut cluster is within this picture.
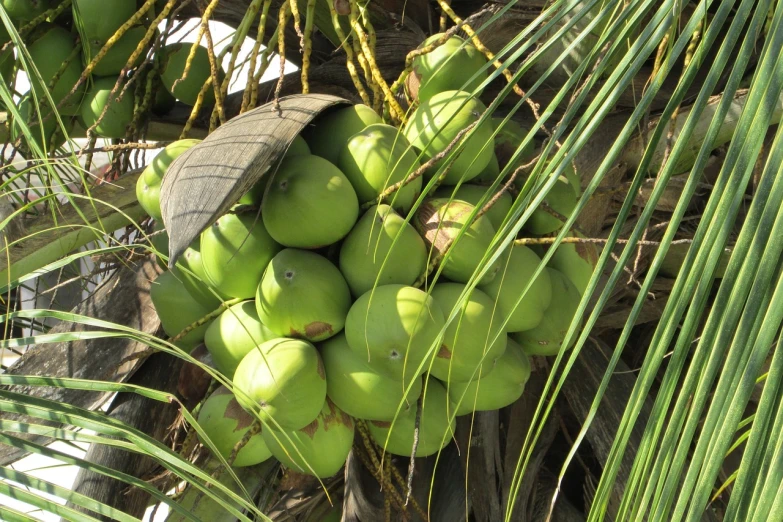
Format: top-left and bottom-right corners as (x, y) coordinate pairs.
(4, 0), (224, 150)
(142, 33), (598, 478)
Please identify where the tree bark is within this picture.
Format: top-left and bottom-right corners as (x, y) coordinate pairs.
(0, 258), (162, 466)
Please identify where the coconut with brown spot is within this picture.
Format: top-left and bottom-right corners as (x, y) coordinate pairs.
(196, 386), (272, 467)
(256, 249), (351, 342)
(262, 399), (354, 478)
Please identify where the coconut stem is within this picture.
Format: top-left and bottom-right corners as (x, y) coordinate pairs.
(227, 421), (263, 466)
(240, 0), (273, 113)
(301, 0), (317, 94)
(18, 0), (72, 36)
(274, 1), (292, 112)
(347, 1), (405, 122)
(173, 0), (219, 93)
(220, 0), (263, 113)
(438, 0), (449, 32)
(203, 24), (226, 131)
(170, 297), (243, 343)
(514, 236), (694, 248)
(179, 75), (215, 139)
(405, 396), (422, 506)
(327, 0), (371, 106)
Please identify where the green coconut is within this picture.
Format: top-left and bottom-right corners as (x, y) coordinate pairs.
(337, 123), (422, 212)
(306, 104), (382, 164)
(197, 386), (272, 467)
(338, 204), (427, 297)
(204, 301), (280, 377)
(73, 0), (137, 42)
(160, 42), (224, 106)
(320, 333), (422, 421)
(176, 238), (229, 309)
(428, 283), (506, 383)
(414, 198), (501, 285)
(79, 76), (135, 138)
(367, 379), (455, 457)
(88, 25), (147, 76)
(548, 234), (599, 296)
(2, 0), (50, 21)
(27, 24), (85, 115)
(434, 185), (513, 231)
(524, 163), (580, 235)
(256, 248), (351, 342)
(470, 152), (501, 184)
(447, 336), (531, 415)
(513, 268), (581, 356)
(136, 139), (200, 221)
(344, 284), (445, 382)
(403, 90), (494, 185)
(200, 210), (281, 299)
(237, 137), (310, 207)
(479, 244), (552, 332)
(262, 399), (354, 478)
(492, 117), (535, 170)
(149, 270), (214, 351)
(149, 222), (169, 268)
(408, 34), (488, 102)
(233, 338), (327, 430)
(261, 155), (359, 248)
(11, 95), (73, 152)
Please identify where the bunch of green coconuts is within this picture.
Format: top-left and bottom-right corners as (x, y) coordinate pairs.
(3, 0), (222, 149)
(136, 33), (597, 478)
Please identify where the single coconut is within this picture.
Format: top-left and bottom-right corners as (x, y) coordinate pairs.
(236, 135), (310, 207)
(434, 185), (513, 231)
(337, 123), (422, 212)
(176, 238), (229, 310)
(414, 198), (501, 285)
(408, 34), (488, 102)
(320, 333), (422, 421)
(2, 0), (50, 21)
(524, 163), (580, 235)
(256, 248), (351, 342)
(367, 379), (455, 457)
(73, 0), (137, 42)
(149, 270), (214, 351)
(447, 336), (531, 415)
(200, 210), (281, 299)
(196, 386), (272, 467)
(87, 25), (147, 76)
(79, 76), (135, 138)
(160, 42), (224, 106)
(261, 155), (359, 248)
(338, 204), (427, 297)
(262, 399), (354, 478)
(428, 283), (507, 383)
(492, 117), (536, 170)
(344, 284), (445, 382)
(403, 90), (494, 185)
(479, 244), (552, 332)
(27, 24), (85, 115)
(136, 139), (200, 221)
(233, 338), (326, 430)
(548, 234), (599, 296)
(306, 104), (382, 164)
(513, 268), (581, 356)
(204, 301), (280, 377)
(11, 95), (73, 152)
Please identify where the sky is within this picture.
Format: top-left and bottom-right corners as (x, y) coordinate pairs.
(0, 17), (297, 521)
